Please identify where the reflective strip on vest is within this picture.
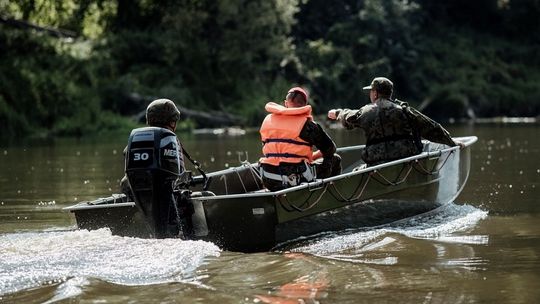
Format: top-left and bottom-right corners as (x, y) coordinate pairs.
(263, 138), (312, 146)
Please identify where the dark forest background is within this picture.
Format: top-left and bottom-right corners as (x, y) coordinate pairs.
(1, 0), (539, 140)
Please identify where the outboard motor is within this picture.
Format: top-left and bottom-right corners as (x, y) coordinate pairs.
(125, 127), (187, 238)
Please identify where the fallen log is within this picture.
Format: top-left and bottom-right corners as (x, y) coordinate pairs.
(418, 96), (476, 120)
(0, 16), (77, 38)
(127, 93), (245, 127)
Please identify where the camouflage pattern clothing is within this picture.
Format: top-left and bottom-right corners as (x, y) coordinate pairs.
(336, 98), (457, 166)
(260, 119), (342, 191)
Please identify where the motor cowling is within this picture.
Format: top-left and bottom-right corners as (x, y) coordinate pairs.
(125, 127), (186, 238)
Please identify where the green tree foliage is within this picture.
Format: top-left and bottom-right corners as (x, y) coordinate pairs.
(91, 0), (298, 125)
(404, 0), (540, 119)
(0, 0), (539, 140)
(292, 0), (419, 109)
(0, 0), (129, 140)
(2, 0), (269, 140)
(0, 0), (298, 139)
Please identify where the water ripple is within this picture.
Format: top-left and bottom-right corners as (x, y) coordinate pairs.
(288, 203), (488, 258)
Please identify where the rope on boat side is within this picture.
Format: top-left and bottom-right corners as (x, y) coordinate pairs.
(412, 150), (453, 175)
(218, 162), (263, 195)
(328, 173), (371, 202)
(242, 161), (264, 189)
(279, 162), (410, 211)
(370, 163), (414, 186)
(219, 174), (228, 195)
(325, 155), (433, 204)
(233, 167), (248, 193)
(277, 184), (329, 212)
(237, 151), (265, 190)
(276, 149), (456, 212)
(277, 190), (316, 212)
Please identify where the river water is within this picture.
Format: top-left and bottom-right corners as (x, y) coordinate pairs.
(0, 123), (539, 303)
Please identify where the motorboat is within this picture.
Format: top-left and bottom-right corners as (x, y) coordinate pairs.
(64, 134), (477, 252)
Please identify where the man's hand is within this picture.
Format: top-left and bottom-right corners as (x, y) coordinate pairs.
(317, 161), (332, 178)
(328, 109), (340, 120)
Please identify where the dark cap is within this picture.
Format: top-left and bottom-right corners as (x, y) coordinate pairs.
(287, 87), (309, 103)
(146, 99), (181, 126)
(362, 77), (393, 97)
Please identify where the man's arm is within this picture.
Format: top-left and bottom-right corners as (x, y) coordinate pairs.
(329, 108), (363, 129)
(300, 120), (336, 174)
(406, 106), (458, 147)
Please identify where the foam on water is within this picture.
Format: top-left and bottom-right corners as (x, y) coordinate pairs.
(290, 203), (488, 257)
(42, 277), (90, 304)
(0, 228), (221, 295)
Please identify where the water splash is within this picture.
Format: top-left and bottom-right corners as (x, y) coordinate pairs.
(42, 277), (90, 304)
(0, 228), (221, 296)
(289, 203), (488, 258)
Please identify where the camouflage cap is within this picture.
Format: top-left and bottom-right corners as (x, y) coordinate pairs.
(362, 77), (393, 97)
(146, 99), (181, 126)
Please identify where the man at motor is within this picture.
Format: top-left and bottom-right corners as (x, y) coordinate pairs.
(120, 99), (188, 238)
(259, 87), (341, 191)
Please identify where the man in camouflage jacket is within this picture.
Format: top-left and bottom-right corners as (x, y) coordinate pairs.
(328, 77), (463, 166)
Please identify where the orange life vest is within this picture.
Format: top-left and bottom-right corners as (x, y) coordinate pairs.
(259, 102), (314, 166)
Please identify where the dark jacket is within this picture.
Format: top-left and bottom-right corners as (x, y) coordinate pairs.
(337, 98), (456, 165)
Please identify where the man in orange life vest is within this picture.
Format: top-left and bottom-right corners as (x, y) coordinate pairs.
(259, 87), (341, 191)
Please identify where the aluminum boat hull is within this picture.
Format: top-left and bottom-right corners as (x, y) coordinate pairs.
(65, 136), (477, 252)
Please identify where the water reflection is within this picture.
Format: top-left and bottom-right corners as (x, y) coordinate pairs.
(255, 253), (329, 304)
(253, 203), (490, 303)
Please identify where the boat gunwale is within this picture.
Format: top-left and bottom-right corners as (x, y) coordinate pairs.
(191, 136), (478, 201)
(63, 202), (136, 211)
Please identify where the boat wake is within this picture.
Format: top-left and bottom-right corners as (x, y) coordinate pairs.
(283, 203), (488, 261)
(0, 228), (221, 296)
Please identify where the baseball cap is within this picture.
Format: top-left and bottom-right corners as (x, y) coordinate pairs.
(362, 77), (393, 97)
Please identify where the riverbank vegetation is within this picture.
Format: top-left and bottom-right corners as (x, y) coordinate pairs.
(1, 0), (539, 140)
